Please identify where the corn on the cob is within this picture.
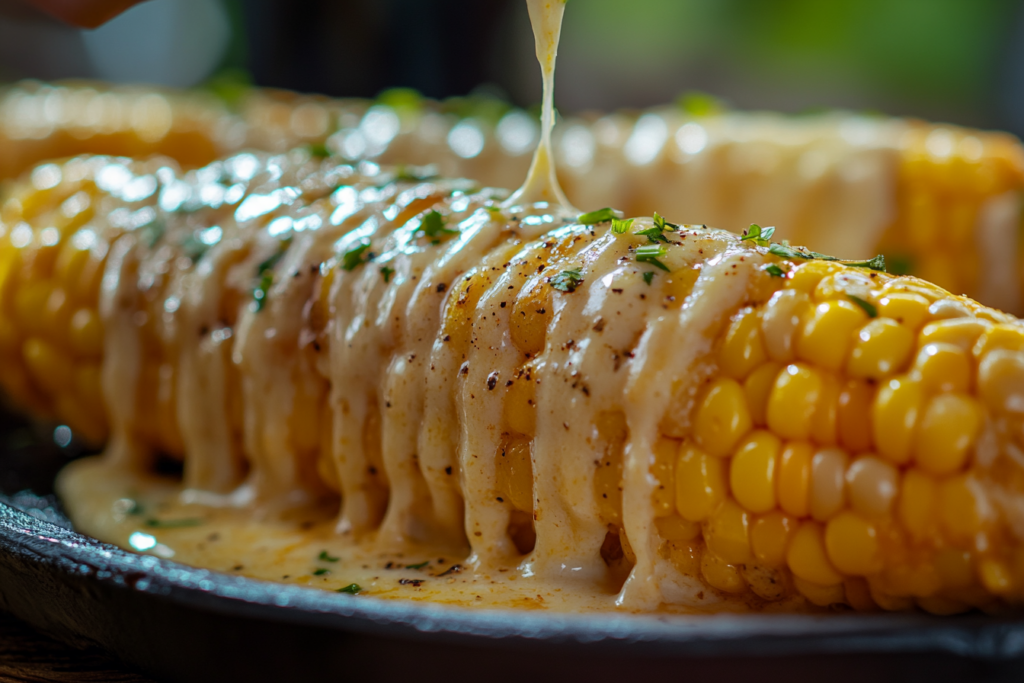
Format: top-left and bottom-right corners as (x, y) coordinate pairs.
(5, 151), (1024, 613)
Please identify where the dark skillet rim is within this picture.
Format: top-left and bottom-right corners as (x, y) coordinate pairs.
(3, 499), (1024, 661)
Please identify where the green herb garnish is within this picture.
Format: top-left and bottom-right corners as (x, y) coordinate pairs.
(678, 91), (726, 117)
(887, 255), (914, 276)
(313, 568), (330, 576)
(395, 164), (439, 182)
(306, 142), (331, 159)
(144, 518), (203, 529)
(319, 550), (340, 562)
(252, 271), (274, 312)
(138, 219), (166, 248)
(550, 268), (584, 293)
(611, 217), (634, 234)
(847, 294), (878, 318)
(643, 271), (655, 286)
(767, 243), (886, 272)
(380, 266), (395, 283)
(406, 561), (429, 570)
(337, 583), (362, 594)
(180, 234), (209, 262)
(636, 244), (670, 272)
(420, 210), (458, 241)
(763, 263), (787, 278)
(341, 239), (372, 271)
(578, 208), (617, 225)
(740, 224), (776, 248)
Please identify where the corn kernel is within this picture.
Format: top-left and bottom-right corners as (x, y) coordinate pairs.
(898, 468), (937, 539)
(654, 515), (700, 541)
(594, 411), (627, 525)
(920, 318), (989, 353)
(939, 474), (986, 543)
(69, 307), (103, 358)
(510, 280), (551, 356)
(22, 337), (73, 394)
(730, 430), (780, 513)
(810, 447), (848, 522)
(917, 596), (970, 616)
(13, 280), (50, 335)
(496, 434), (533, 512)
(700, 549), (747, 594)
(872, 376), (923, 465)
(693, 378), (752, 457)
(974, 324), (1024, 359)
(869, 584), (914, 611)
(847, 318), (914, 380)
(877, 292), (931, 329)
(667, 539), (701, 576)
(978, 350), (1024, 414)
(743, 362), (781, 426)
(778, 441), (813, 518)
(750, 511), (796, 567)
(837, 379), (875, 453)
(787, 521), (843, 586)
(703, 498), (751, 565)
(761, 289), (811, 362)
(843, 577), (879, 612)
(793, 576), (845, 606)
(652, 437), (678, 517)
(796, 300), (868, 372)
(788, 261), (839, 294)
(934, 548), (974, 589)
(809, 372), (840, 447)
(825, 512), (882, 576)
(719, 308), (767, 380)
(845, 455), (899, 519)
(914, 394), (982, 476)
(978, 557), (1014, 595)
(766, 363), (823, 441)
(913, 342), (971, 394)
(675, 443), (727, 522)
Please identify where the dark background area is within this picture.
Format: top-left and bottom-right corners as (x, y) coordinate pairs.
(1, 0), (1024, 136)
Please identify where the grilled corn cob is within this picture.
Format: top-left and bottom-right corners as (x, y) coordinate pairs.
(6, 152), (1024, 613)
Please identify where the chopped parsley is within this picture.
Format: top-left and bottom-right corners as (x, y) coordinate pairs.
(740, 224), (776, 248)
(252, 271), (274, 312)
(847, 294), (878, 318)
(634, 212), (679, 243)
(144, 518), (203, 529)
(341, 239), (372, 271)
(337, 583), (362, 594)
(678, 91), (726, 117)
(549, 268), (584, 293)
(767, 243), (886, 272)
(762, 263), (787, 278)
(611, 217), (634, 234)
(380, 265), (395, 283)
(306, 142), (331, 159)
(395, 164), (439, 182)
(635, 244), (670, 272)
(405, 561), (429, 570)
(312, 568), (330, 576)
(319, 550), (340, 562)
(420, 210), (458, 241)
(577, 207), (617, 225)
(643, 271), (655, 286)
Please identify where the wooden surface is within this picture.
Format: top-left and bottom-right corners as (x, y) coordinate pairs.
(0, 611), (152, 682)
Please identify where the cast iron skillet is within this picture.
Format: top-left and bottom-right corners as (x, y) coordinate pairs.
(2, 414), (1024, 683)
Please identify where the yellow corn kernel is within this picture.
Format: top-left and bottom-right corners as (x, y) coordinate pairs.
(978, 557), (1014, 595)
(872, 376), (923, 465)
(845, 455), (899, 519)
(651, 437), (678, 517)
(675, 443), (727, 522)
(920, 318), (989, 353)
(654, 515), (700, 541)
(796, 300), (868, 372)
(750, 511), (796, 567)
(939, 474), (986, 543)
(496, 435), (534, 512)
(810, 447), (848, 522)
(667, 539), (701, 577)
(594, 411), (627, 525)
(13, 279), (50, 336)
(917, 596), (970, 616)
(700, 549), (747, 593)
(974, 323), (1024, 359)
(766, 363), (823, 441)
(825, 512), (882, 576)
(73, 362), (104, 408)
(743, 362), (781, 426)
(877, 292), (931, 329)
(729, 430), (780, 514)
(793, 576), (845, 607)
(509, 279), (551, 356)
(837, 379), (875, 453)
(719, 308), (767, 380)
(693, 378), (752, 457)
(22, 337), (73, 394)
(847, 318), (914, 380)
(787, 520), (843, 586)
(914, 394), (982, 476)
(898, 468), (937, 539)
(787, 261), (839, 294)
(913, 342), (971, 394)
(843, 577), (879, 612)
(869, 583), (914, 611)
(760, 289), (811, 362)
(778, 441), (813, 518)
(809, 372), (840, 447)
(42, 287), (73, 341)
(978, 350), (1024, 414)
(703, 498), (752, 565)
(68, 307), (103, 358)
(934, 548), (974, 590)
